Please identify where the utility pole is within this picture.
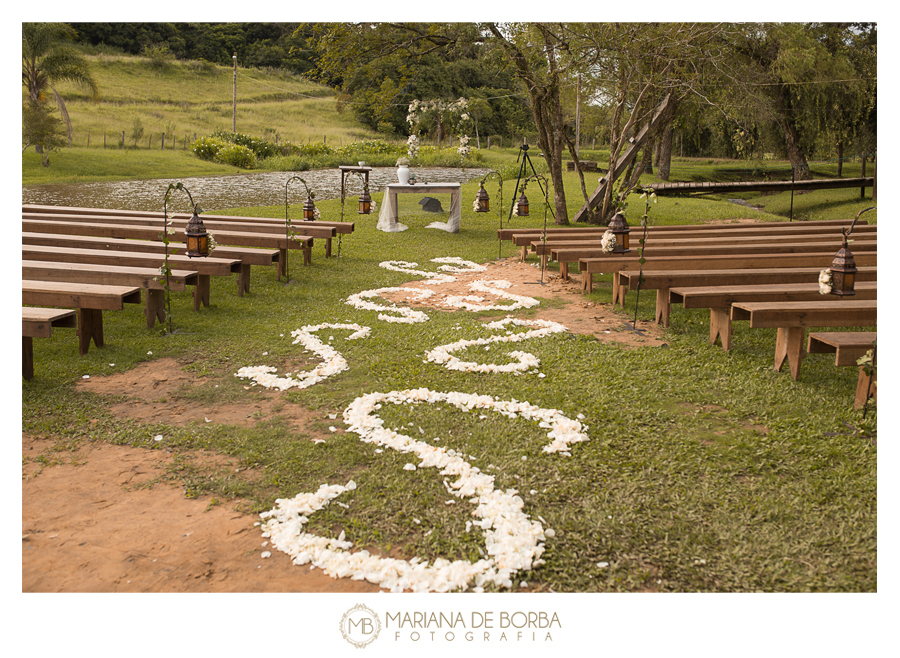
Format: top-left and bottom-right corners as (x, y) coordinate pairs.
(232, 52), (237, 133)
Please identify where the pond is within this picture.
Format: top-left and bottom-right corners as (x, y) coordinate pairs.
(21, 167), (493, 214)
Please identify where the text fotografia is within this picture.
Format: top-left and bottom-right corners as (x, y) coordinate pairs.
(386, 611), (560, 642)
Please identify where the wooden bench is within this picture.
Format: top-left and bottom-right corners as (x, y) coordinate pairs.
(23, 280), (142, 355)
(22, 217), (315, 279)
(577, 251), (878, 294)
(617, 266), (878, 326)
(730, 300), (877, 380)
(22, 244), (241, 311)
(23, 205), (354, 259)
(504, 220), (876, 262)
(22, 307), (77, 380)
(549, 237), (876, 275)
(23, 232), (276, 296)
(22, 260), (199, 329)
(669, 281), (877, 349)
(807, 332), (877, 408)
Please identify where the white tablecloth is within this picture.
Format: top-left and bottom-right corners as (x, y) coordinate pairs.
(377, 183), (462, 233)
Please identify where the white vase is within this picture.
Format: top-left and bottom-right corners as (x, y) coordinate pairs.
(397, 165), (410, 185)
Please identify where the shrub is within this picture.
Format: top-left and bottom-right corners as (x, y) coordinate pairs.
(215, 143), (257, 169)
(191, 136), (227, 161)
(211, 130), (278, 159)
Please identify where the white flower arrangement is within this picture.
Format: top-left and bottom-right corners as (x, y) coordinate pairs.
(378, 258), (486, 284)
(345, 287), (433, 323)
(207, 232), (218, 254)
(235, 323), (370, 391)
(426, 317), (568, 374)
(819, 269), (833, 295)
(600, 230), (617, 253)
(442, 279), (540, 312)
(407, 134), (419, 159)
(258, 388), (587, 593)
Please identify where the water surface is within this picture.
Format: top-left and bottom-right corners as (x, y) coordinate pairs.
(22, 167), (492, 214)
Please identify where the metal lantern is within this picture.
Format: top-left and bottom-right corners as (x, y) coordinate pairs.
(516, 191), (529, 217)
(302, 195), (317, 221)
(358, 188), (372, 215)
(184, 209), (210, 258)
(829, 235), (858, 296)
(475, 183), (490, 212)
(607, 211), (631, 254)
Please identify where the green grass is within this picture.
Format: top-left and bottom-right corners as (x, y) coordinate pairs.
(22, 180), (877, 593)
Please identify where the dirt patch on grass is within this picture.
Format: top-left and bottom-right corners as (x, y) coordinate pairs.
(23, 256), (667, 593)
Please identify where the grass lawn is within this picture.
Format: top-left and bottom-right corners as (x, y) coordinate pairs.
(21, 178), (877, 593)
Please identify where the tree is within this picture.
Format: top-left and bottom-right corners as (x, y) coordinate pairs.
(22, 100), (66, 166)
(22, 22), (99, 147)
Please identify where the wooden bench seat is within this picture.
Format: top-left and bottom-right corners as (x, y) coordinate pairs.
(23, 232), (277, 295)
(807, 332), (877, 409)
(577, 251), (878, 293)
(22, 307), (77, 380)
(22, 244), (240, 311)
(669, 281), (877, 349)
(616, 266), (878, 325)
(23, 280), (142, 355)
(730, 299), (877, 380)
(22, 260), (199, 329)
(548, 238), (876, 275)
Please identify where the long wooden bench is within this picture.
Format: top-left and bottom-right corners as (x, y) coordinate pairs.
(669, 281), (877, 349)
(23, 205), (355, 259)
(22, 260), (199, 329)
(807, 332), (877, 409)
(501, 217), (874, 258)
(22, 244), (241, 311)
(730, 299), (877, 380)
(578, 251), (878, 293)
(616, 266), (878, 324)
(551, 238), (876, 277)
(22, 217), (315, 279)
(23, 280), (142, 355)
(22, 232), (276, 296)
(22, 307), (77, 380)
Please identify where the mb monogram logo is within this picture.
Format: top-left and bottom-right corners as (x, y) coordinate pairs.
(340, 604), (382, 648)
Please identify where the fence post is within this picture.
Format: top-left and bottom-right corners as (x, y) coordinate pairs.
(121, 131), (125, 148)
(860, 153), (867, 199)
(87, 131), (90, 148)
(161, 133), (166, 150)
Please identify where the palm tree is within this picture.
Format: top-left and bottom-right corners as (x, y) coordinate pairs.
(22, 22), (99, 147)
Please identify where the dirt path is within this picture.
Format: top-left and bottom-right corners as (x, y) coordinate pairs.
(22, 259), (665, 593)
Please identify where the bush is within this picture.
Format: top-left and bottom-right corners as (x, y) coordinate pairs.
(211, 130), (278, 159)
(191, 136), (227, 161)
(214, 143), (257, 169)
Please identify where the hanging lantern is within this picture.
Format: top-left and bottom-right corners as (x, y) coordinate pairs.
(515, 191), (529, 217)
(475, 183), (490, 212)
(607, 211), (631, 254)
(829, 235), (858, 296)
(358, 188), (372, 214)
(184, 209), (210, 258)
(302, 196), (317, 221)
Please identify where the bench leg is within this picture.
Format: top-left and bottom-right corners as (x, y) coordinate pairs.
(582, 272), (593, 293)
(325, 237), (332, 258)
(520, 245), (527, 261)
(194, 275), (211, 310)
(78, 308), (103, 355)
(774, 326), (805, 379)
(23, 336), (34, 380)
(304, 245), (312, 266)
(560, 261), (569, 281)
(655, 288), (670, 326)
(146, 289), (165, 329)
(709, 307), (733, 350)
(238, 264), (251, 297)
(278, 249), (288, 280)
(855, 366), (876, 409)
(540, 253), (547, 270)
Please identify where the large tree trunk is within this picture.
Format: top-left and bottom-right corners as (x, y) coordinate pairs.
(657, 122), (674, 181)
(776, 85), (811, 180)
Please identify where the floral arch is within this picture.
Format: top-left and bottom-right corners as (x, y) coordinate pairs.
(406, 97), (473, 160)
